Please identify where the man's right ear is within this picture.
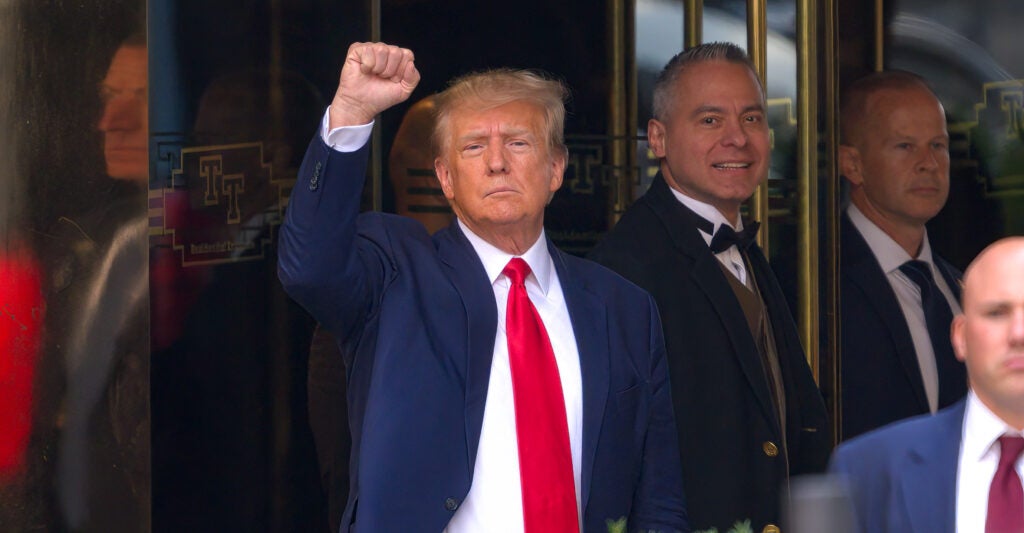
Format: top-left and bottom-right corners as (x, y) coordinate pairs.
(838, 145), (863, 185)
(434, 157), (455, 200)
(951, 314), (968, 363)
(647, 118), (667, 158)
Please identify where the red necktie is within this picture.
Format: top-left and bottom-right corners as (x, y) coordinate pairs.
(987, 435), (1024, 533)
(503, 258), (579, 533)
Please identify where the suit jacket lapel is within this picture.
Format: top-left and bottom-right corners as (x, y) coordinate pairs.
(644, 175), (780, 433)
(900, 401), (964, 533)
(550, 241), (609, 514)
(435, 221), (498, 469)
(842, 214), (930, 411)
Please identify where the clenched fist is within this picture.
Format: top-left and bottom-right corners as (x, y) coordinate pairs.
(329, 42), (421, 129)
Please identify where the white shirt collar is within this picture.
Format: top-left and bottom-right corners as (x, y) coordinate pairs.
(962, 390), (1024, 463)
(457, 218), (553, 296)
(847, 203), (937, 275)
(667, 187), (744, 237)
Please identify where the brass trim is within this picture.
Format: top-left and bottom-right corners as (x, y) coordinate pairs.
(797, 0), (819, 374)
(684, 0), (703, 49)
(608, 0), (635, 222)
(822, 0), (841, 442)
(747, 0), (769, 252)
(874, 0), (884, 71)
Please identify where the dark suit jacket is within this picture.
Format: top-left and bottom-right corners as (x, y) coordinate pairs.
(830, 400), (963, 533)
(278, 138), (689, 532)
(840, 213), (966, 439)
(589, 174), (831, 532)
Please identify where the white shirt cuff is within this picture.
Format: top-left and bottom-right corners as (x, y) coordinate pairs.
(319, 108), (374, 152)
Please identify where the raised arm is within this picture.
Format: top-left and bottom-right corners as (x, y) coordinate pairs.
(277, 42), (420, 337)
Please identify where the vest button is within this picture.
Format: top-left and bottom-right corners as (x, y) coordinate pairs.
(762, 524), (780, 533)
(444, 497), (459, 511)
(763, 441), (779, 457)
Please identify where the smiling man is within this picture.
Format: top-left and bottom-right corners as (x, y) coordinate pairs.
(278, 42), (687, 532)
(589, 42), (831, 533)
(837, 71), (967, 439)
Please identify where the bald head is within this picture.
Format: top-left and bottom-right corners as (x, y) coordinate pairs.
(952, 237), (1024, 429)
(840, 70), (940, 147)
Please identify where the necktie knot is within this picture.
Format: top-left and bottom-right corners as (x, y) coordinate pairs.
(988, 434), (1024, 533)
(998, 435), (1024, 468)
(504, 257), (531, 286)
(900, 259), (936, 290)
(709, 221), (761, 253)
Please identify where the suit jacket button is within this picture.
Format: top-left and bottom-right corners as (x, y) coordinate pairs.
(762, 525), (780, 533)
(762, 441), (779, 457)
(444, 497), (459, 511)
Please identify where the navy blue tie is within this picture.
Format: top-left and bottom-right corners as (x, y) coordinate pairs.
(898, 260), (967, 407)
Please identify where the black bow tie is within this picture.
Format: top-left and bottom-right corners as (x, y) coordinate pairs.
(708, 221), (760, 253)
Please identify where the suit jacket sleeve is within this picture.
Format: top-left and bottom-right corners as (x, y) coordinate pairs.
(277, 135), (390, 359)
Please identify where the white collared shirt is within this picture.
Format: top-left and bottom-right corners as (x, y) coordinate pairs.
(847, 204), (961, 412)
(318, 113), (584, 531)
(445, 221), (583, 532)
(668, 187), (751, 286)
(956, 392), (1024, 533)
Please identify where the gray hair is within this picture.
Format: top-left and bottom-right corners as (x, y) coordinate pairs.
(651, 42), (764, 121)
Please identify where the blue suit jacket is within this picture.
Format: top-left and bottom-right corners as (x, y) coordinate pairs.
(840, 213), (966, 439)
(278, 136), (689, 532)
(830, 400), (964, 533)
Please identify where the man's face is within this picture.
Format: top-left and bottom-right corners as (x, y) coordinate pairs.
(434, 99), (564, 241)
(952, 239), (1024, 428)
(648, 60), (769, 221)
(841, 86), (949, 230)
(99, 45), (148, 182)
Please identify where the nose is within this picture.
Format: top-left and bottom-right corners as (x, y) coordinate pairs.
(720, 118), (749, 148)
(98, 95), (143, 133)
(1010, 308), (1024, 346)
(917, 148), (940, 172)
(484, 145), (509, 174)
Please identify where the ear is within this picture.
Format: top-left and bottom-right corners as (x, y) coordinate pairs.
(951, 314), (967, 363)
(434, 157), (455, 200)
(648, 118), (668, 158)
(839, 145), (863, 186)
(548, 149), (566, 196)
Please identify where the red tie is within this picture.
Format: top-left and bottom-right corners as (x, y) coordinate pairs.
(503, 258), (579, 533)
(987, 435), (1024, 533)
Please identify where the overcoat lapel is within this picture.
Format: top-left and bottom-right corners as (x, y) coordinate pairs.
(842, 215), (930, 411)
(899, 401), (964, 533)
(644, 175), (780, 434)
(435, 221), (498, 471)
(550, 242), (609, 514)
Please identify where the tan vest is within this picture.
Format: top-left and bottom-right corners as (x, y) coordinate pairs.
(717, 258), (789, 458)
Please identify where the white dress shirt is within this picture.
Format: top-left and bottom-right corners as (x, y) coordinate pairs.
(956, 392), (1024, 533)
(668, 187), (751, 287)
(847, 204), (961, 412)
(318, 111), (584, 531)
(445, 222), (583, 533)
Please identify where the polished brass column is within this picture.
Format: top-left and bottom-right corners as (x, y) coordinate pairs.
(684, 0), (703, 49)
(746, 0), (769, 252)
(822, 0), (841, 442)
(797, 0), (819, 374)
(874, 0), (885, 71)
(608, 0), (636, 221)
